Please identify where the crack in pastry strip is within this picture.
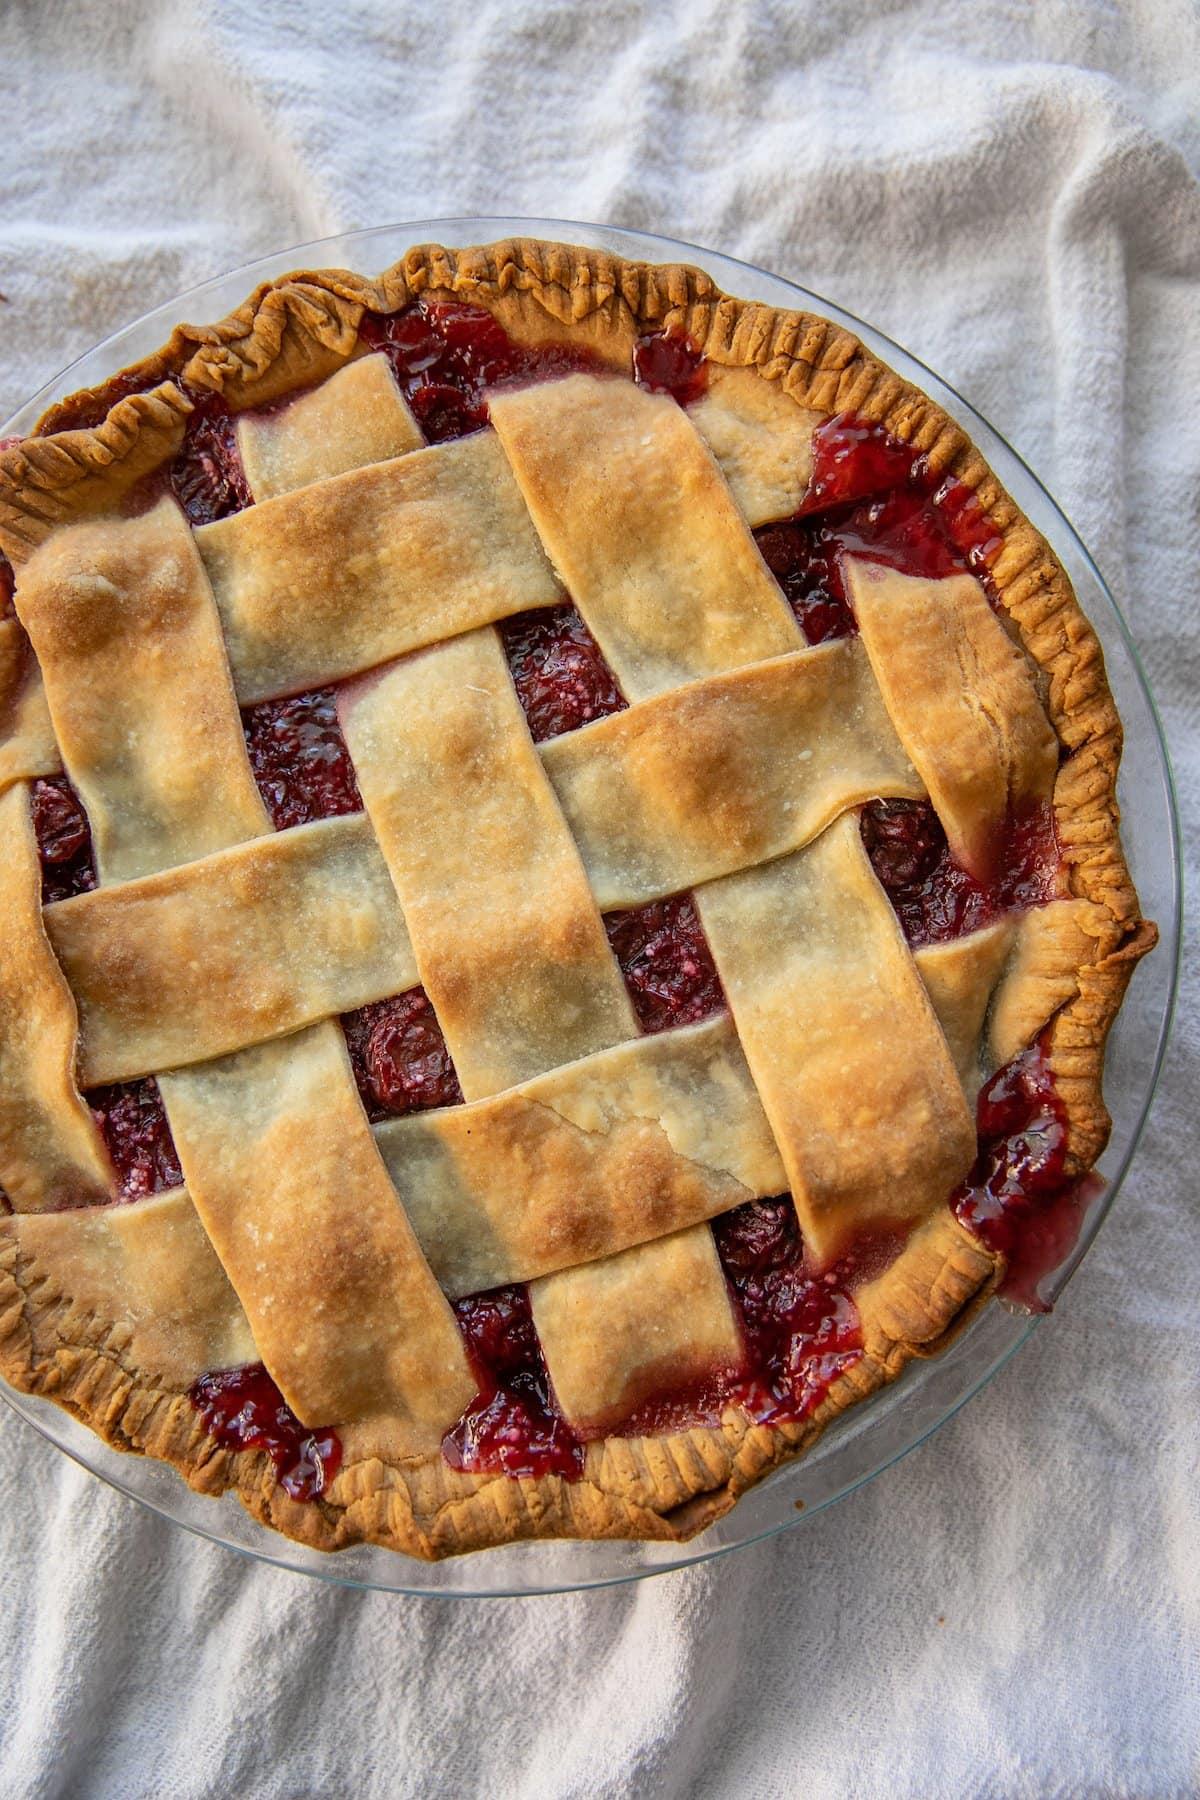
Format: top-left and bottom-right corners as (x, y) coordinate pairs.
(194, 430), (563, 704)
(0, 784), (115, 1211)
(236, 354), (423, 501)
(539, 637), (924, 909)
(374, 1014), (785, 1296)
(337, 626), (637, 1099)
(44, 814), (418, 1086)
(488, 373), (805, 699)
(12, 499), (271, 882)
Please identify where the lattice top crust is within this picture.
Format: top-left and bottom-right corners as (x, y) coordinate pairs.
(0, 240), (1154, 1561)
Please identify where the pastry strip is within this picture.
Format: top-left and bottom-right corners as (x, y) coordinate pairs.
(696, 813), (977, 1264)
(914, 922), (1017, 1098)
(489, 374), (803, 699)
(338, 628), (637, 1099)
(0, 621), (61, 794)
(530, 1229), (744, 1431)
(988, 898), (1108, 1068)
(196, 431), (562, 704)
(237, 353), (423, 501)
(844, 559), (1058, 879)
(0, 785), (114, 1211)
(688, 365), (822, 527)
(160, 1023), (474, 1438)
(13, 499), (270, 883)
(4, 1190), (257, 1385)
(374, 1014), (785, 1296)
(46, 814), (418, 1086)
(540, 638), (924, 909)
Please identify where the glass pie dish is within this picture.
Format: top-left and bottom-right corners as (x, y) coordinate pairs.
(0, 218), (1179, 1598)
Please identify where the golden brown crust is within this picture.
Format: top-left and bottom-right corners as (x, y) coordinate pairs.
(0, 237), (1155, 1560)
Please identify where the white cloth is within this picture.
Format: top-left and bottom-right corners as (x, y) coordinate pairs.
(1, 3), (1198, 1794)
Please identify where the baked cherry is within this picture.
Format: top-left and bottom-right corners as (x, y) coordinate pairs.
(954, 1045), (1088, 1312)
(342, 989), (463, 1121)
(359, 299), (605, 444)
(31, 776), (97, 904)
(170, 392), (251, 526)
(757, 414), (1004, 618)
(87, 1077), (182, 1200)
(190, 1363), (341, 1501)
(862, 799), (1059, 947)
(754, 520), (857, 644)
(633, 329), (708, 406)
(605, 894), (726, 1034)
(500, 603), (626, 742)
(444, 1285), (584, 1481)
(714, 1199), (866, 1423)
(242, 688), (362, 829)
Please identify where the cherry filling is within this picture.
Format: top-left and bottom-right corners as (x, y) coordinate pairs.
(27, 311), (1082, 1490)
(241, 688), (361, 829)
(358, 299), (606, 443)
(754, 520), (858, 645)
(500, 603), (626, 742)
(954, 1045), (1091, 1312)
(189, 1363), (341, 1501)
(633, 329), (709, 406)
(755, 413), (1003, 642)
(86, 1076), (182, 1201)
(31, 776), (96, 904)
(714, 1201), (871, 1423)
(443, 1286), (584, 1480)
(341, 990), (463, 1122)
(169, 392), (251, 526)
(604, 893), (726, 1034)
(861, 799), (1059, 947)
(0, 552), (14, 620)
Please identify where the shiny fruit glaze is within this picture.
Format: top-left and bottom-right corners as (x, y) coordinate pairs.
(87, 1077), (182, 1200)
(500, 603), (626, 742)
(358, 299), (605, 443)
(190, 1363), (341, 1500)
(0, 552), (14, 619)
(604, 894), (726, 1034)
(862, 799), (1059, 947)
(443, 1286), (584, 1480)
(633, 329), (709, 406)
(954, 1045), (1090, 1313)
(341, 989), (463, 1122)
(714, 1199), (870, 1423)
(755, 414), (1003, 641)
(242, 688), (362, 829)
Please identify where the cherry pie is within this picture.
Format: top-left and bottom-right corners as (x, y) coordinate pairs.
(0, 239), (1156, 1559)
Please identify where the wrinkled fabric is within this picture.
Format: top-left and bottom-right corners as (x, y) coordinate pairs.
(1, 2), (1197, 1796)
